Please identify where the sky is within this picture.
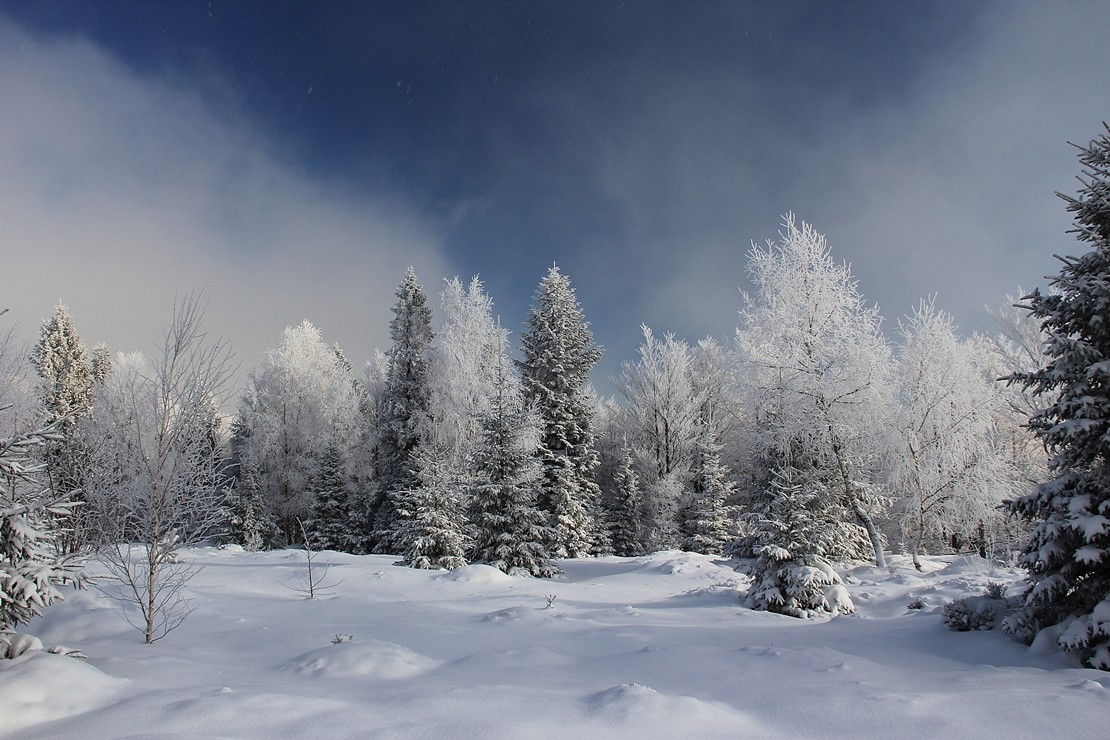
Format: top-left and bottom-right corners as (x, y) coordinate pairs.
(1, 0), (1108, 397)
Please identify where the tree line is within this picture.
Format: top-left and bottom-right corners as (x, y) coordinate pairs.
(4, 125), (1109, 668)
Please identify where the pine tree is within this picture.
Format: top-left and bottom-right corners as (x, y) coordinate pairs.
(308, 439), (353, 552)
(608, 443), (643, 557)
(395, 439), (468, 570)
(682, 417), (734, 555)
(1, 421), (86, 633)
(1003, 124), (1110, 669)
(518, 266), (605, 558)
(372, 268), (435, 552)
(469, 360), (558, 577)
(745, 466), (855, 618)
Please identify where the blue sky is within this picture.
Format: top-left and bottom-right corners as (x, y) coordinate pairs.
(2, 1), (1108, 394)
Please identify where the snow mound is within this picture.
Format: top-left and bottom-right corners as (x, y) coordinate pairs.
(0, 650), (126, 734)
(281, 639), (439, 680)
(481, 605), (565, 623)
(584, 682), (769, 735)
(437, 563), (513, 584)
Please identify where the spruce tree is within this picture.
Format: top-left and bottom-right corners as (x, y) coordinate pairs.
(469, 360), (558, 577)
(682, 417), (734, 555)
(1004, 124), (1110, 669)
(373, 268), (435, 552)
(608, 444), (643, 557)
(223, 461), (276, 552)
(308, 439), (353, 552)
(518, 266), (605, 558)
(395, 439), (468, 570)
(29, 305), (93, 544)
(746, 466), (855, 618)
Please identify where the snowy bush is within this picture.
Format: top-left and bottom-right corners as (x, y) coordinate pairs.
(943, 584), (1015, 632)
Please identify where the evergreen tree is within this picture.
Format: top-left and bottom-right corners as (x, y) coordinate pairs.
(308, 439), (353, 552)
(745, 466), (855, 618)
(223, 462), (276, 552)
(1, 421), (86, 633)
(608, 443), (643, 557)
(1003, 124), (1110, 669)
(372, 268), (435, 552)
(469, 360), (557, 576)
(395, 438), (468, 570)
(682, 417), (734, 555)
(518, 266), (605, 558)
(29, 305), (93, 546)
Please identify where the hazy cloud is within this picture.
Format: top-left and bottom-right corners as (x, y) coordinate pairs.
(0, 19), (451, 392)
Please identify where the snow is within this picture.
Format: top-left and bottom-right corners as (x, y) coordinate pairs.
(5, 548), (1109, 738)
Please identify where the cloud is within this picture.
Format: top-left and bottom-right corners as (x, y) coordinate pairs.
(0, 18), (451, 394)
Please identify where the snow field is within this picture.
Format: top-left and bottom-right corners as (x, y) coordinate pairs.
(3, 548), (1109, 738)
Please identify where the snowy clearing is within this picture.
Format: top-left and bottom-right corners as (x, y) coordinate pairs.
(3, 548), (1108, 738)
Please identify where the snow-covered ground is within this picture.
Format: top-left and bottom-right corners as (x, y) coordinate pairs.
(3, 548), (1107, 738)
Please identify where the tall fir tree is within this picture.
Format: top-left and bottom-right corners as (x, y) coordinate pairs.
(222, 461), (276, 552)
(608, 443), (644, 557)
(29, 305), (93, 540)
(1004, 124), (1110, 669)
(518, 266), (606, 559)
(395, 438), (468, 570)
(373, 268), (435, 552)
(682, 416), (734, 555)
(469, 359), (558, 577)
(308, 438), (353, 552)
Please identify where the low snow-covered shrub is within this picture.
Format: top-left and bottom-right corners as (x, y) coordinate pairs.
(943, 584), (1015, 631)
(907, 597), (927, 611)
(747, 545), (854, 618)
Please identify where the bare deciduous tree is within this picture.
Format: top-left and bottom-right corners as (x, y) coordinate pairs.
(83, 296), (234, 643)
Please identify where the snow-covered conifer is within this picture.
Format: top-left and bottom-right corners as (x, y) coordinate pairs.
(223, 462), (276, 552)
(372, 268), (435, 552)
(0, 422), (86, 633)
(518, 266), (605, 558)
(395, 438), (468, 570)
(308, 439), (353, 552)
(682, 417), (734, 555)
(607, 443), (643, 557)
(1003, 125), (1110, 668)
(746, 466), (855, 618)
(469, 359), (557, 576)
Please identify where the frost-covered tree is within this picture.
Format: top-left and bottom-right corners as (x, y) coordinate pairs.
(682, 416), (734, 555)
(518, 266), (605, 558)
(617, 325), (704, 481)
(1, 419), (86, 634)
(888, 300), (1019, 568)
(82, 297), (233, 643)
(430, 276), (505, 460)
(1003, 125), (1110, 669)
(736, 215), (893, 566)
(469, 359), (557, 576)
(395, 438), (468, 570)
(234, 320), (360, 544)
(745, 466), (855, 618)
(607, 443), (644, 557)
(29, 305), (93, 545)
(372, 268), (436, 552)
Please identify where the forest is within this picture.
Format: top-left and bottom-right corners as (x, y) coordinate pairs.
(2, 126), (1109, 677)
